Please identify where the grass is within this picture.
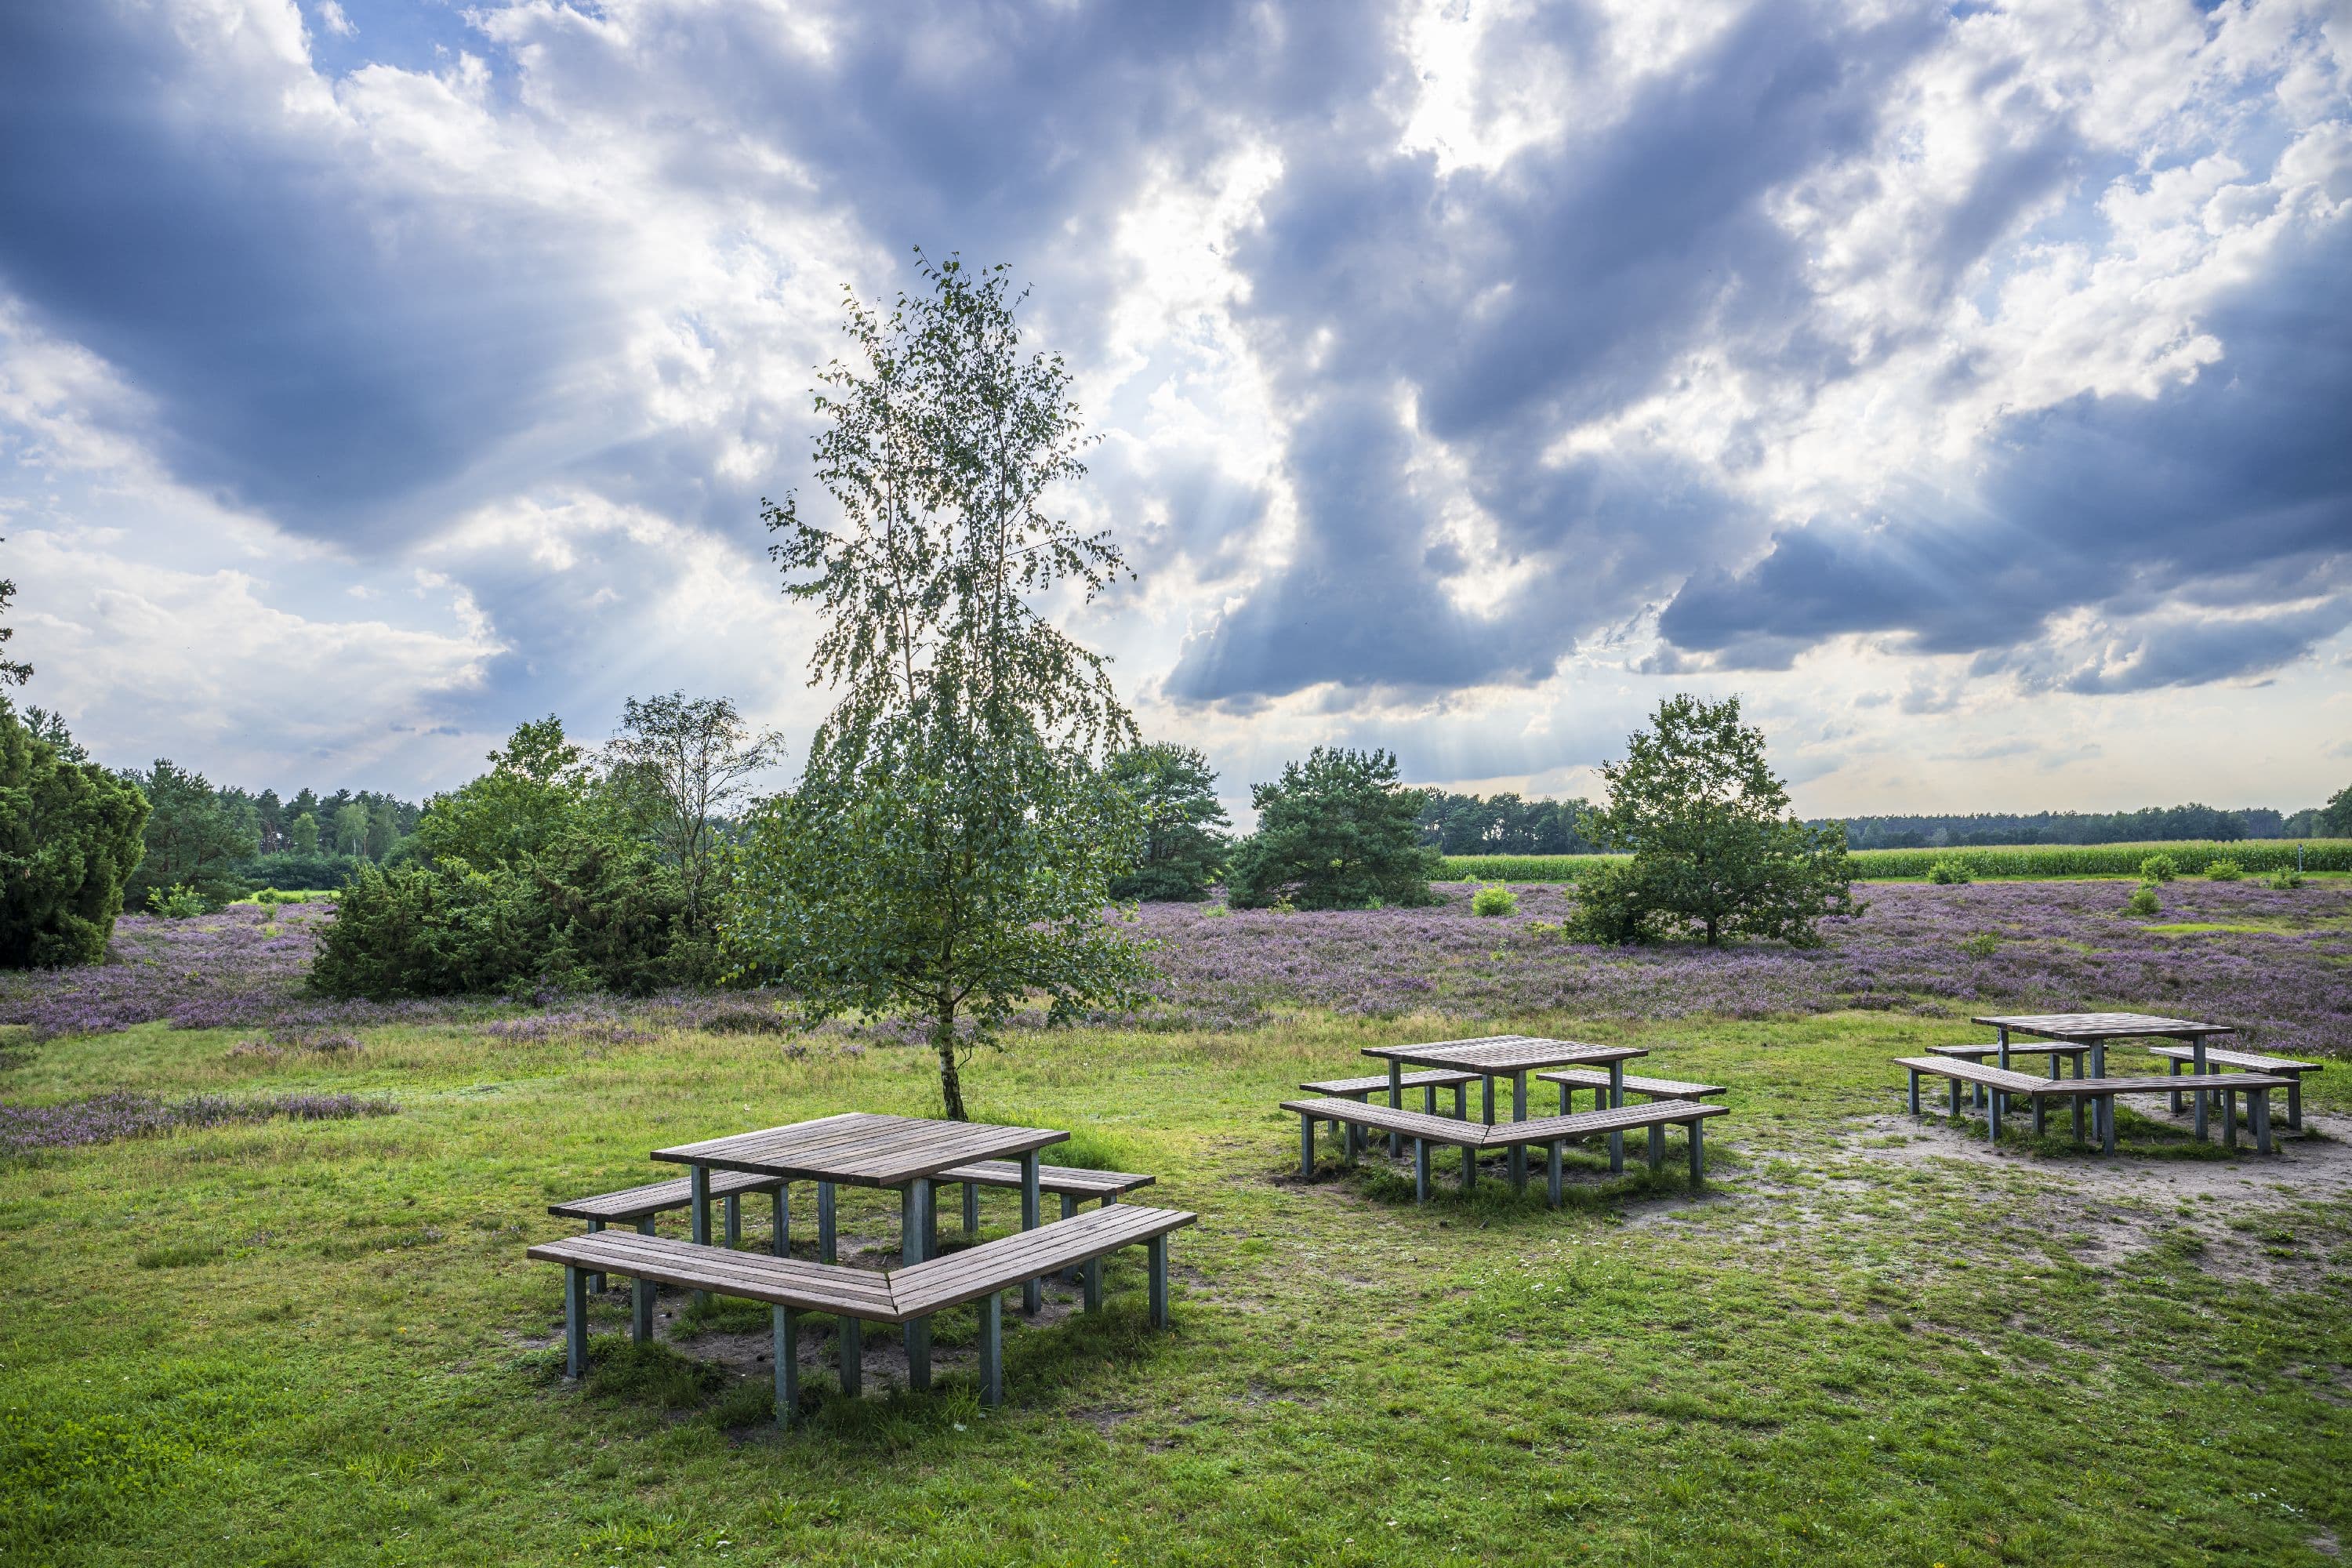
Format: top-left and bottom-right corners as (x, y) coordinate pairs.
(1446, 839), (2352, 883)
(2, 975), (2348, 1560)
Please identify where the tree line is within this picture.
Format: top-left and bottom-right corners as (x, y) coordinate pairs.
(1832, 804), (2331, 849)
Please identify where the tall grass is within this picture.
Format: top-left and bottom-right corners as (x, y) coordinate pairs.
(1441, 838), (2352, 883)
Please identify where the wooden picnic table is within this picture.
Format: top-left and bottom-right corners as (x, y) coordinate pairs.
(1361, 1035), (1649, 1184)
(652, 1112), (1069, 1349)
(1973, 1012), (2234, 1141)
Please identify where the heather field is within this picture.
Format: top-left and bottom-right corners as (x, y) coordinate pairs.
(2, 880), (2350, 1565)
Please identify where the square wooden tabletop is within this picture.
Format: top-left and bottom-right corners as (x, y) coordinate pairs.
(1971, 1012), (2233, 1041)
(1361, 1034), (1650, 1074)
(651, 1112), (1068, 1189)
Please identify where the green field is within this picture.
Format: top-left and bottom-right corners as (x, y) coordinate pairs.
(3, 996), (2347, 1565)
(1445, 838), (2352, 883)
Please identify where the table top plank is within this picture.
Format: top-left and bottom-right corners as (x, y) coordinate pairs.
(651, 1112), (1068, 1188)
(1970, 1012), (2232, 1040)
(1363, 1034), (1648, 1074)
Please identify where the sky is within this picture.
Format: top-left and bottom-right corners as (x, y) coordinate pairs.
(2, 0), (2349, 820)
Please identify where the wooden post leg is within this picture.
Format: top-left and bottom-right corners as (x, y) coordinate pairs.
(1647, 1123), (1665, 1172)
(1388, 1062), (1403, 1156)
(1907, 1069), (1919, 1117)
(978, 1294), (1003, 1407)
(1609, 1062), (1624, 1108)
(586, 1218), (604, 1295)
(2288, 1077), (2302, 1131)
(1688, 1120), (1704, 1186)
(724, 1193), (740, 1249)
(772, 1185), (790, 1258)
(1461, 1142), (1476, 1192)
(632, 1273), (654, 1343)
(1509, 1073), (1528, 1190)
(964, 1181), (980, 1236)
(1021, 1152), (1042, 1316)
(1148, 1236), (1170, 1330)
(689, 1165), (711, 1305)
(2166, 1057), (2183, 1113)
(2031, 1094), (2047, 1138)
(837, 1317), (862, 1397)
(1454, 1083), (1468, 1119)
(1949, 1078), (1962, 1118)
(2252, 1088), (2273, 1155)
(1547, 1142), (1563, 1210)
(1423, 1084), (1436, 1114)
(1060, 1193), (1080, 1283)
(564, 1265), (588, 1380)
(1608, 1129), (1624, 1176)
(1559, 1080), (1572, 1115)
(2223, 1091), (2238, 1151)
(1083, 1253), (1102, 1310)
(817, 1181), (837, 1263)
(1987, 1090), (2002, 1145)
(2191, 1040), (2209, 1142)
(1300, 1114), (1315, 1178)
(773, 1308), (797, 1428)
(905, 1180), (932, 1391)
(2071, 1096), (2084, 1145)
(1414, 1138), (1429, 1204)
(2100, 1095), (2116, 1156)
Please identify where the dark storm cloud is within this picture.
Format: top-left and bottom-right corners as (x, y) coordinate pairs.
(1657, 219), (2352, 683)
(1169, 0), (1944, 702)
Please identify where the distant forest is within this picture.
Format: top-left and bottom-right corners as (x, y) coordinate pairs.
(1416, 788), (2332, 854)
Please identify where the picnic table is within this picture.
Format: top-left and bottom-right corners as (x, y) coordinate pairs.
(1973, 1012), (2234, 1141)
(1362, 1035), (1648, 1184)
(653, 1112), (1068, 1363)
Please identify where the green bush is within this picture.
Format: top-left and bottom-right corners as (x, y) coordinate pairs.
(2205, 858), (2242, 881)
(145, 884), (207, 920)
(2138, 853), (2179, 883)
(0, 704), (151, 967)
(2269, 867), (2305, 891)
(1469, 883), (1519, 917)
(1926, 858), (1972, 885)
(1225, 747), (1442, 910)
(2124, 884), (2161, 917)
(1959, 931), (1999, 959)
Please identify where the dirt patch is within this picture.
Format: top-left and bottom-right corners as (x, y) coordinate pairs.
(1848, 1112), (2352, 1285)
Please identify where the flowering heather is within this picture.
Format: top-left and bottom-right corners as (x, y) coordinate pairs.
(1, 879), (2345, 1062)
(0, 1090), (396, 1156)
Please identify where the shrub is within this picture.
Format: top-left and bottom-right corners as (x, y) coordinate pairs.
(1926, 858), (1972, 885)
(146, 884), (207, 920)
(2268, 867), (2305, 891)
(2205, 858), (2242, 881)
(0, 706), (151, 967)
(1569, 694), (1858, 947)
(2138, 853), (2179, 883)
(1960, 931), (1999, 960)
(1225, 747), (1443, 910)
(2124, 884), (2161, 917)
(1470, 883), (1519, 917)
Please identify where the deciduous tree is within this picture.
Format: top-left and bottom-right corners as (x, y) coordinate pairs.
(606, 692), (783, 938)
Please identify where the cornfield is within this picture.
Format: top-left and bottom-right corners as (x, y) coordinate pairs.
(1441, 839), (2352, 883)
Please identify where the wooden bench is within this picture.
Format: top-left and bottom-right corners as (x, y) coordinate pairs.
(549, 1170), (789, 1290)
(1926, 1041), (2089, 1109)
(528, 1203), (1195, 1421)
(1896, 1057), (2291, 1154)
(1534, 1069), (1724, 1114)
(2148, 1045), (2321, 1129)
(1278, 1095), (1725, 1205)
(1300, 1070), (1478, 1153)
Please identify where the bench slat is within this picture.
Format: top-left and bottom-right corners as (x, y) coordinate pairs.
(1534, 1069), (1724, 1100)
(1280, 1097), (1476, 1144)
(935, 1160), (1154, 1198)
(1300, 1070), (1482, 1095)
(527, 1232), (902, 1319)
(892, 1207), (1196, 1316)
(1897, 1057), (2290, 1098)
(1929, 1042), (2090, 1059)
(1893, 1056), (2052, 1092)
(548, 1169), (782, 1222)
(2147, 1045), (2319, 1074)
(1498, 1102), (1727, 1144)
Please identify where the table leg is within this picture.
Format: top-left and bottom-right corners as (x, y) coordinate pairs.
(2191, 1036), (2209, 1142)
(2223, 1091), (2238, 1151)
(964, 1180), (980, 1236)
(837, 1316), (862, 1397)
(1022, 1151), (1042, 1316)
(1414, 1138), (1429, 1204)
(904, 1179), (932, 1390)
(586, 1218), (604, 1295)
(1950, 1077), (1962, 1118)
(1987, 1090), (2002, 1145)
(564, 1265), (587, 1380)
(2071, 1095), (2084, 1145)
(1647, 1124), (1664, 1172)
(1423, 1083), (1436, 1115)
(1547, 1142), (1563, 1210)
(689, 1164), (711, 1305)
(1481, 1076), (1495, 1125)
(772, 1185), (790, 1258)
(1609, 1062), (1624, 1109)
(1299, 1114), (1315, 1178)
(2031, 1094), (2046, 1138)
(1461, 1141), (1476, 1192)
(633, 1276), (654, 1344)
(817, 1181), (837, 1264)
(773, 1308), (797, 1428)
(978, 1295), (1003, 1406)
(1148, 1236), (1170, 1330)
(1060, 1193), (1080, 1283)
(1559, 1080), (1572, 1115)
(2100, 1095), (2117, 1156)
(1607, 1127), (1624, 1175)
(1388, 1061), (1403, 1156)
(1907, 1068), (1919, 1116)
(2252, 1087), (2273, 1155)
(2169, 1056), (2183, 1115)
(1509, 1073), (1528, 1189)
(1454, 1083), (1468, 1119)
(1689, 1120), (1704, 1185)
(724, 1193), (740, 1249)
(2288, 1076), (2302, 1132)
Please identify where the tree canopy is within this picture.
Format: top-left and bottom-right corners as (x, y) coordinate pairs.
(606, 691), (783, 940)
(728, 253), (1152, 1120)
(1107, 742), (1230, 902)
(1225, 747), (1442, 910)
(0, 704), (149, 967)
(1570, 693), (1857, 946)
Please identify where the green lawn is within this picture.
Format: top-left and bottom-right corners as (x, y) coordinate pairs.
(3, 1008), (2347, 1566)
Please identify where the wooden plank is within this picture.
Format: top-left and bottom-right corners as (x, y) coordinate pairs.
(1494, 1103), (1726, 1145)
(1363, 1036), (1650, 1074)
(2147, 1045), (2318, 1073)
(936, 1160), (1155, 1197)
(651, 1113), (1070, 1188)
(548, 1167), (782, 1221)
(1892, 1055), (2049, 1092)
(1970, 1012), (2232, 1040)
(528, 1233), (902, 1320)
(892, 1207), (1196, 1316)
(1279, 1096), (1468, 1142)
(1534, 1069), (1725, 1100)
(1301, 1069), (1483, 1094)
